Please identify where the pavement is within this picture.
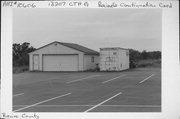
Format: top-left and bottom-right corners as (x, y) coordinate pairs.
(13, 67), (161, 112)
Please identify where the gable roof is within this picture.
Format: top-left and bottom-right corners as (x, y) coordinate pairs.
(29, 41), (99, 55)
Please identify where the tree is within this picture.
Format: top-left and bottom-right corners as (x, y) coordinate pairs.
(141, 50), (148, 59)
(129, 49), (141, 61)
(13, 42), (36, 66)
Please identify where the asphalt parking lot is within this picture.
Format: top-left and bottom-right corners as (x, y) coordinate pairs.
(13, 67), (161, 112)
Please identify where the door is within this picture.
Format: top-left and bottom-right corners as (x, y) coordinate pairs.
(101, 50), (119, 71)
(43, 55), (78, 71)
(33, 54), (39, 70)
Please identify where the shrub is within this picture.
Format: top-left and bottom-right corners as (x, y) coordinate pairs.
(13, 65), (29, 74)
(136, 59), (161, 68)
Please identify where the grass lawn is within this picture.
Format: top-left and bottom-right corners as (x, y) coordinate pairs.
(136, 59), (161, 68)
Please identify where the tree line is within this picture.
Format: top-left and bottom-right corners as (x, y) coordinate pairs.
(129, 49), (161, 68)
(129, 49), (161, 61)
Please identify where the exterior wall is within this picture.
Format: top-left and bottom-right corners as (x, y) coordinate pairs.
(83, 55), (99, 71)
(39, 54), (43, 71)
(29, 42), (84, 71)
(100, 48), (129, 71)
(118, 49), (129, 70)
(100, 49), (119, 71)
(29, 53), (33, 71)
(78, 53), (84, 71)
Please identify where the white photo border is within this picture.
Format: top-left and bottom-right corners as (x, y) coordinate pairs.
(1, 1), (180, 119)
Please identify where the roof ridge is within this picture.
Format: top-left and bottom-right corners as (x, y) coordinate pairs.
(29, 41), (99, 55)
(55, 41), (99, 55)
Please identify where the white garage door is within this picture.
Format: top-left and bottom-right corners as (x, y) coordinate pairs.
(43, 55), (78, 71)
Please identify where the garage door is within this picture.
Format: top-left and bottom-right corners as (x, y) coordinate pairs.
(43, 55), (78, 71)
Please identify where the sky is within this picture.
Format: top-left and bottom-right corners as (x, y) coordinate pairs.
(13, 8), (162, 52)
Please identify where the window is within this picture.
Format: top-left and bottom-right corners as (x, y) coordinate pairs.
(91, 56), (94, 63)
(113, 52), (117, 55)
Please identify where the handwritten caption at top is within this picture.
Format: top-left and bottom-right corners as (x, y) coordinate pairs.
(48, 1), (89, 7)
(47, 1), (172, 8)
(2, 1), (172, 8)
(2, 1), (36, 8)
(97, 1), (172, 8)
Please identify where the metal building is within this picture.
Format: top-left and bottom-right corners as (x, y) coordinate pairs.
(99, 47), (129, 71)
(29, 41), (99, 71)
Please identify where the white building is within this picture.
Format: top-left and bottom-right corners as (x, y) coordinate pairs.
(100, 47), (129, 71)
(29, 41), (99, 71)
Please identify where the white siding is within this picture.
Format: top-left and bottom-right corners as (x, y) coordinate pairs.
(29, 42), (84, 71)
(83, 55), (99, 70)
(39, 54), (43, 71)
(78, 53), (84, 71)
(118, 49), (129, 70)
(29, 53), (33, 71)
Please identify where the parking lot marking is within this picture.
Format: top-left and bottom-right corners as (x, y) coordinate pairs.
(13, 104), (161, 107)
(66, 75), (101, 84)
(13, 93), (24, 97)
(84, 92), (122, 112)
(102, 74), (126, 84)
(99, 105), (161, 107)
(139, 74), (155, 83)
(68, 74), (91, 79)
(14, 93), (71, 112)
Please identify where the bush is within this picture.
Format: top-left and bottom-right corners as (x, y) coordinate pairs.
(130, 60), (137, 68)
(136, 59), (161, 68)
(13, 65), (29, 74)
(85, 65), (100, 72)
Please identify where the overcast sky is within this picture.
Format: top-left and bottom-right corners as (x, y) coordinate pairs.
(13, 8), (161, 52)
